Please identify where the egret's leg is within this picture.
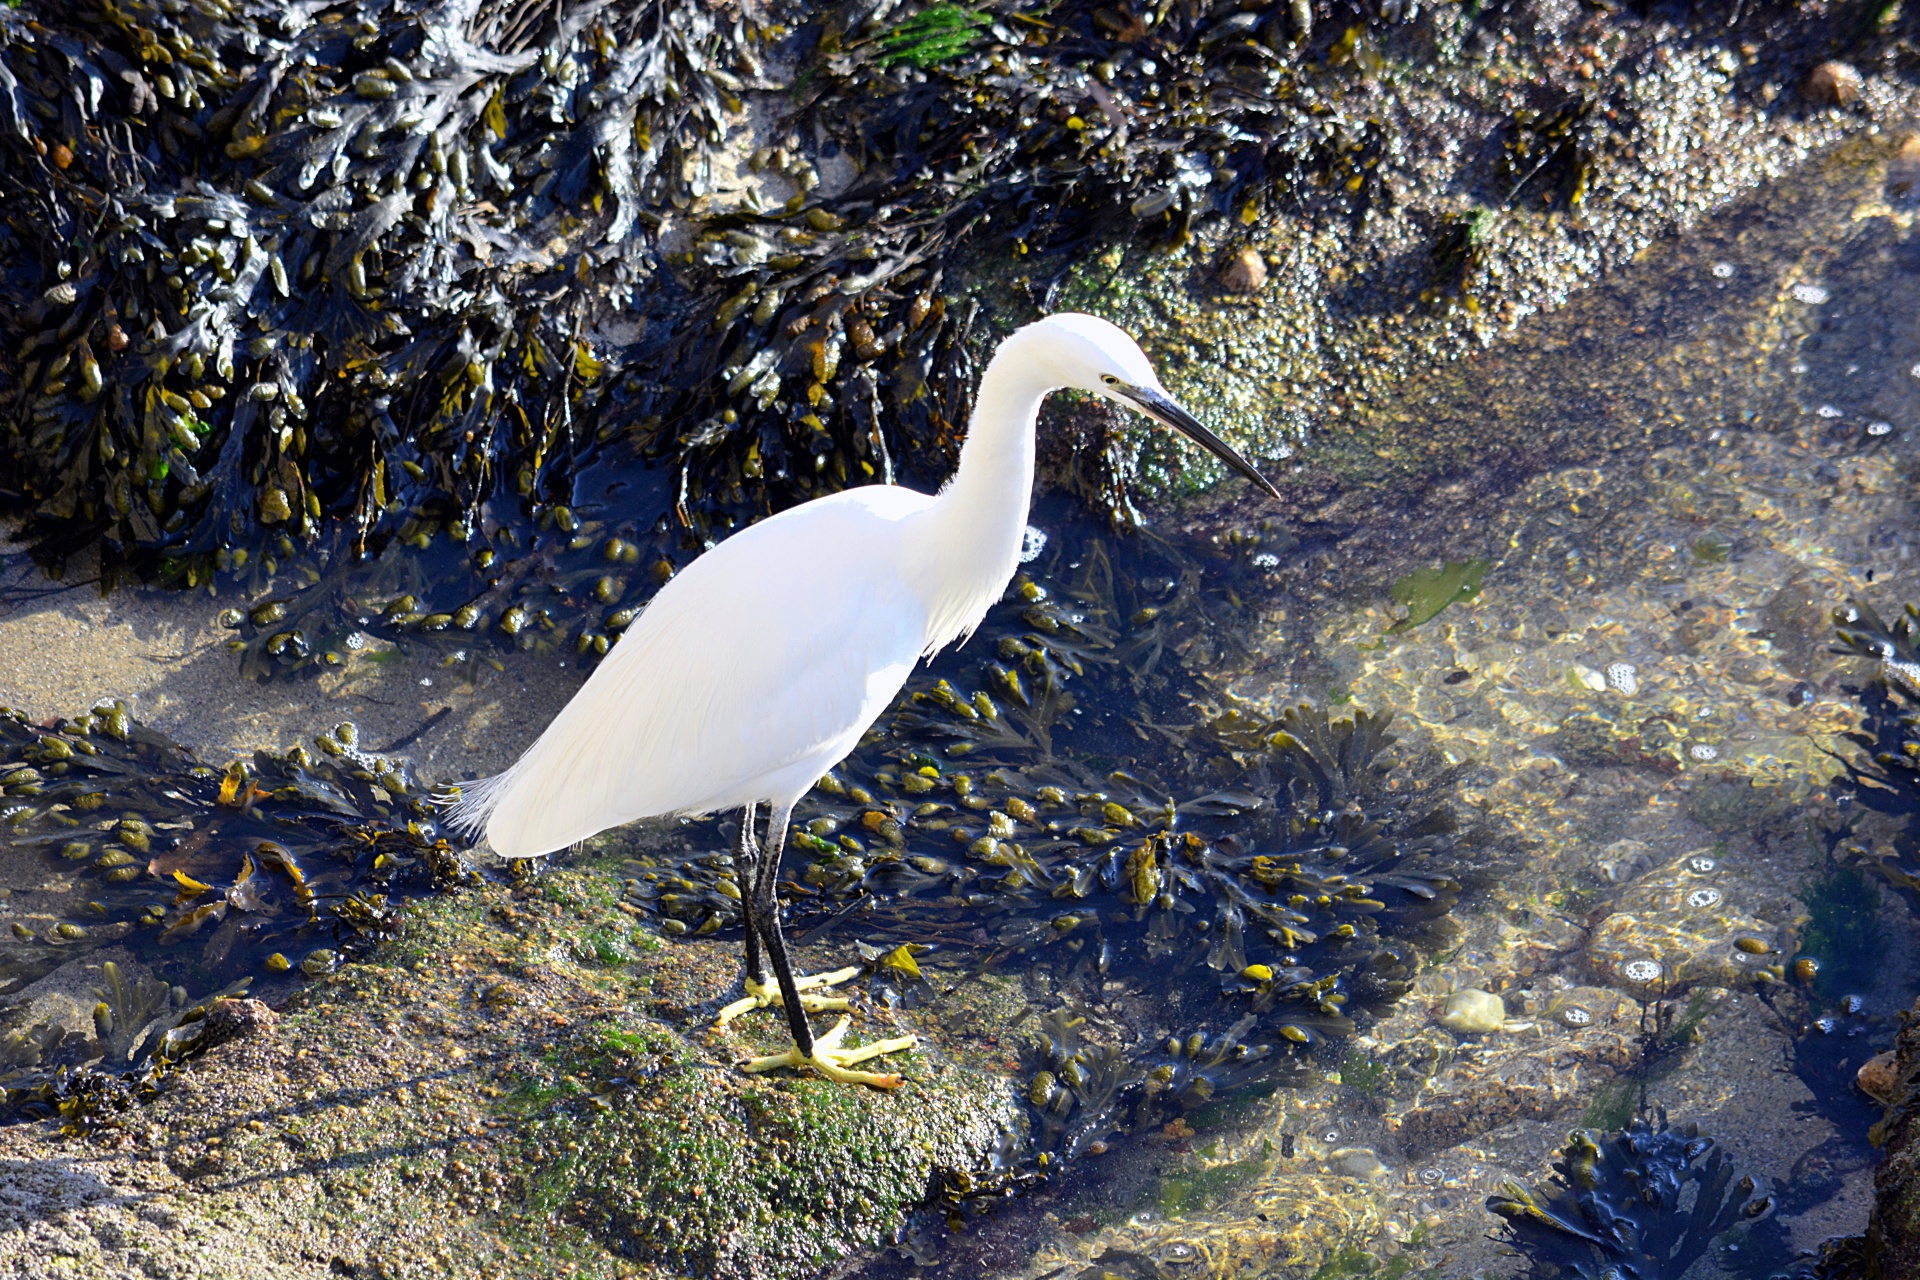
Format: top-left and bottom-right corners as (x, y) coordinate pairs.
(736, 803), (766, 986)
(737, 804), (916, 1088)
(716, 802), (859, 1028)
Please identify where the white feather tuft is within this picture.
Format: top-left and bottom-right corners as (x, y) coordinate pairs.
(434, 770), (516, 846)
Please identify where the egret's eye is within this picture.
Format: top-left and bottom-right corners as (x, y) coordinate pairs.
(1101, 375), (1120, 386)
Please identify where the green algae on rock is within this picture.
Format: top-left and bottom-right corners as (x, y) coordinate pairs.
(522, 1019), (1018, 1276)
(0, 850), (1017, 1280)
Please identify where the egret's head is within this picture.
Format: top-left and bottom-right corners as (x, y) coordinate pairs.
(1021, 312), (1281, 499)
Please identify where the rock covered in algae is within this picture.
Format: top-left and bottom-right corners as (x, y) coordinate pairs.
(1865, 992), (1920, 1274)
(0, 855), (1020, 1280)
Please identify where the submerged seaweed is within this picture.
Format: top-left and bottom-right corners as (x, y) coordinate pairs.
(1826, 599), (1920, 912)
(0, 696), (471, 1117)
(1487, 1117), (1772, 1280)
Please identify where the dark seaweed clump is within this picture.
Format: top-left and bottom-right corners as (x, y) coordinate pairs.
(0, 696), (470, 1121)
(1487, 1117), (1772, 1280)
(1826, 599), (1920, 902)
(623, 524), (1477, 1165)
(0, 0), (1412, 681)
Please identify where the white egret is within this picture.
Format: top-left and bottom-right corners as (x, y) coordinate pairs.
(447, 312), (1280, 1088)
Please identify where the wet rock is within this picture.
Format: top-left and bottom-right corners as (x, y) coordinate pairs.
(1217, 247), (1268, 295)
(1860, 1050), (1897, 1104)
(1803, 62), (1863, 107)
(0, 859), (1017, 1280)
(1586, 848), (1777, 990)
(1062, 1170), (1385, 1276)
(197, 997), (276, 1052)
(1330, 1147), (1390, 1181)
(1439, 989), (1506, 1034)
(1868, 996), (1920, 1272)
(1594, 839), (1656, 885)
(1385, 1025), (1639, 1158)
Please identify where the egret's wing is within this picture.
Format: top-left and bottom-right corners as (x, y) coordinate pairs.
(464, 498), (929, 855)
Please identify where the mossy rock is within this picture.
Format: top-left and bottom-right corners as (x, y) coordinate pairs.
(0, 854), (1021, 1280)
(538, 1046), (1019, 1276)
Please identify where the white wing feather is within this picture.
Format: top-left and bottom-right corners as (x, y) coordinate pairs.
(451, 488), (934, 855)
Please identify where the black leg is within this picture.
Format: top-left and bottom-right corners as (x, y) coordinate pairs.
(734, 802), (765, 985)
(752, 802), (815, 1058)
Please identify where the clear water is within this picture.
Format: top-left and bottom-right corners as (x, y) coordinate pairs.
(3, 135), (1920, 1279)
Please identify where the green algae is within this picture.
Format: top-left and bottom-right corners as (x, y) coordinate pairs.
(1385, 560), (1488, 635)
(516, 1014), (1015, 1278)
(13, 846), (1025, 1280)
(1155, 1142), (1272, 1217)
(1798, 861), (1884, 1002)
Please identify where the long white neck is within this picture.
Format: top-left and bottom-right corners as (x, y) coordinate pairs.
(914, 337), (1056, 651)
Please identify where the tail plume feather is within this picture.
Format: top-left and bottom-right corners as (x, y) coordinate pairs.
(435, 770), (513, 843)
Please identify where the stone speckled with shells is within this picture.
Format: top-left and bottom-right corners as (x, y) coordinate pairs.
(1587, 848), (1778, 990)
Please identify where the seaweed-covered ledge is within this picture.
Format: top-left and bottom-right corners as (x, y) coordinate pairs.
(0, 854), (1023, 1280)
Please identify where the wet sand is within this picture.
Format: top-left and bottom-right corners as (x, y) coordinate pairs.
(0, 538), (584, 782)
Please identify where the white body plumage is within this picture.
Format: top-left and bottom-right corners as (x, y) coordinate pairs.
(447, 312), (1276, 856)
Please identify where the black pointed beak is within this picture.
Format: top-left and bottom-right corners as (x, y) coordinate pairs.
(1114, 384), (1282, 500)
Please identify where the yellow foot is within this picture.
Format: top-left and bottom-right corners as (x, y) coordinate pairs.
(740, 1016), (918, 1089)
(713, 966), (861, 1029)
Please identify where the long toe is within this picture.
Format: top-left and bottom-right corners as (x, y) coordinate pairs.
(714, 977), (779, 1028)
(716, 970), (860, 1028)
(737, 1021), (917, 1089)
(807, 1056), (907, 1089)
(790, 965), (862, 992)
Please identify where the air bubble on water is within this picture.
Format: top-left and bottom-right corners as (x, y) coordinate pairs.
(1689, 744), (1719, 761)
(1688, 855), (1717, 873)
(1816, 405), (1843, 418)
(1020, 525), (1048, 563)
(1791, 283), (1829, 304)
(419, 677), (433, 687)
(1868, 421), (1894, 436)
(344, 632), (367, 650)
(1605, 662), (1639, 696)
(1252, 551), (1279, 568)
(1711, 262), (1734, 278)
(1687, 887), (1723, 908)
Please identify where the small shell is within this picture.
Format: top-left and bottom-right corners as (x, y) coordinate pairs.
(1620, 958), (1663, 984)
